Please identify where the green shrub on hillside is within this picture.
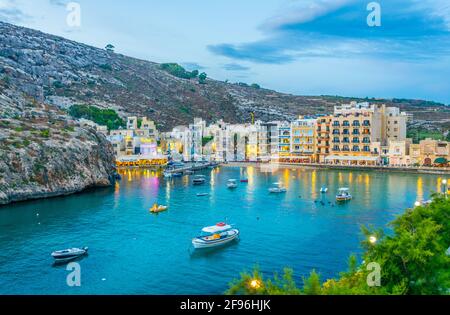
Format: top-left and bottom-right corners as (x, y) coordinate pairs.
(160, 63), (199, 80)
(68, 104), (125, 130)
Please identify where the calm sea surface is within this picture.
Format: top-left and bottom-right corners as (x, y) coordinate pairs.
(0, 166), (444, 294)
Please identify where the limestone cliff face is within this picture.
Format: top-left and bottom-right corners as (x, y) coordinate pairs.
(0, 87), (116, 205)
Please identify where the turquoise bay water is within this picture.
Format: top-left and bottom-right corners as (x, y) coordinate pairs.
(0, 166), (444, 294)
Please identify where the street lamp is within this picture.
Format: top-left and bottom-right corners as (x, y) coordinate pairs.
(369, 236), (377, 245)
(414, 201), (421, 208)
(250, 279), (261, 289)
(442, 179), (448, 198)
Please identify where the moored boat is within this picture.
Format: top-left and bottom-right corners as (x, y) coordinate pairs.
(51, 247), (88, 261)
(192, 223), (239, 249)
(227, 179), (238, 189)
(269, 182), (287, 194)
(320, 186), (328, 193)
(193, 175), (207, 185)
(336, 188), (352, 202)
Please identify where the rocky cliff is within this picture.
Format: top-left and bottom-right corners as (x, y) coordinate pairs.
(1, 21), (448, 131)
(0, 84), (116, 205)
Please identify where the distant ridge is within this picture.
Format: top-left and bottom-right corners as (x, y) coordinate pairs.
(0, 21), (448, 130)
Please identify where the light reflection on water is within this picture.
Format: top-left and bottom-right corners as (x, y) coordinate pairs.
(0, 166), (444, 294)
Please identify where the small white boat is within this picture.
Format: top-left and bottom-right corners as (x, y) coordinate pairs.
(193, 175), (206, 185)
(320, 186), (328, 193)
(192, 223), (239, 249)
(269, 182), (287, 194)
(336, 188), (352, 202)
(51, 247), (88, 261)
(227, 179), (238, 189)
(196, 193), (209, 197)
(163, 171), (172, 178)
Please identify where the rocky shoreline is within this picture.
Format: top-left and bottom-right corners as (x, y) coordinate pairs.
(0, 85), (116, 206)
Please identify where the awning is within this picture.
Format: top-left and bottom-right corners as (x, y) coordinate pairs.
(325, 155), (379, 162)
(434, 157), (448, 164)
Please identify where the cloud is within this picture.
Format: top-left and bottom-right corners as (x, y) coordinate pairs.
(48, 0), (70, 7)
(223, 63), (250, 71)
(208, 0), (450, 64)
(0, 0), (29, 23)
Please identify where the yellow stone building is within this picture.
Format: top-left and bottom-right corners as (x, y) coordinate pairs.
(327, 102), (382, 165)
(290, 116), (317, 163)
(315, 116), (332, 163)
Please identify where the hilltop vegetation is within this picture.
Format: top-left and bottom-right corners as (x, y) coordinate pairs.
(227, 195), (450, 295)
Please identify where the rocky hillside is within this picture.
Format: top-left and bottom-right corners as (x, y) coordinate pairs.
(1, 21), (448, 131)
(0, 83), (116, 205)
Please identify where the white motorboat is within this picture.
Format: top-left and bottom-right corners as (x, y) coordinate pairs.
(193, 175), (206, 185)
(163, 171), (173, 178)
(192, 223), (239, 249)
(227, 179), (238, 189)
(51, 247), (88, 261)
(320, 186), (328, 193)
(336, 188), (352, 202)
(269, 182), (287, 194)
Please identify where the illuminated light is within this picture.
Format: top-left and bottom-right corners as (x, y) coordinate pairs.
(414, 201), (421, 207)
(250, 279), (261, 289)
(443, 179), (448, 185)
(369, 236), (377, 245)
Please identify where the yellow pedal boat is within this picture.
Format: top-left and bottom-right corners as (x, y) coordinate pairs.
(150, 204), (168, 213)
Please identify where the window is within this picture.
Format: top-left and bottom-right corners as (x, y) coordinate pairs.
(353, 146), (360, 152)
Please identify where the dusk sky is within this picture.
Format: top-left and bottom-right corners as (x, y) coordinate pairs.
(1, 0), (450, 103)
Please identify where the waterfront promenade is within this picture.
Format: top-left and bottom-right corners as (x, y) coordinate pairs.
(221, 162), (450, 175)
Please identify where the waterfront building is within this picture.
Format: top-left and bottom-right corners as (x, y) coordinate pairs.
(186, 118), (206, 161)
(256, 121), (279, 162)
(108, 116), (164, 166)
(315, 115), (332, 163)
(382, 106), (408, 142)
(327, 102), (382, 165)
(277, 122), (291, 160)
(216, 123), (259, 162)
(417, 139), (450, 166)
(289, 116), (317, 163)
(387, 139), (413, 166)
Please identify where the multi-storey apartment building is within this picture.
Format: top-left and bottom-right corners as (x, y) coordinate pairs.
(290, 116), (316, 163)
(315, 115), (332, 163)
(278, 122), (291, 159)
(327, 102), (383, 165)
(382, 106), (408, 143)
(256, 121), (279, 162)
